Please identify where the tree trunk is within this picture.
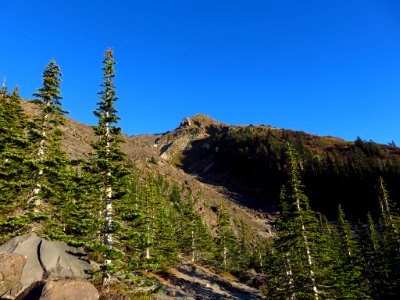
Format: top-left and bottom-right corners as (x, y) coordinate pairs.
(191, 230), (195, 262)
(295, 187), (319, 300)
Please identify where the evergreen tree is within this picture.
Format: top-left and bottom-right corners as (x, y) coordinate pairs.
(269, 144), (322, 299)
(0, 87), (29, 205)
(215, 205), (238, 272)
(377, 178), (400, 297)
(91, 49), (127, 284)
(237, 219), (251, 270)
(333, 206), (371, 298)
(30, 60), (68, 202)
(171, 186), (215, 263)
(0, 86), (34, 240)
(361, 213), (384, 299)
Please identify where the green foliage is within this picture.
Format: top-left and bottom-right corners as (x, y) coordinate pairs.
(188, 125), (400, 219)
(214, 205), (238, 271)
(266, 145), (372, 299)
(4, 52), (400, 298)
(0, 87), (31, 217)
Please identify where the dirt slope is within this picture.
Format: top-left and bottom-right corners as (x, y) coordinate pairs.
(21, 100), (273, 240)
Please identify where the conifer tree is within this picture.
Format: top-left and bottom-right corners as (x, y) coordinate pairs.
(361, 213), (384, 299)
(334, 206), (370, 298)
(237, 219), (251, 270)
(269, 144), (322, 299)
(215, 205), (238, 271)
(171, 186), (215, 263)
(0, 86), (33, 239)
(30, 60), (67, 202)
(376, 178), (400, 297)
(92, 49), (127, 284)
(0, 86), (29, 200)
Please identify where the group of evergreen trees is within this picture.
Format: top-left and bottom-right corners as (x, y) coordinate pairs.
(201, 125), (400, 218)
(0, 51), (262, 290)
(1, 51), (400, 297)
(265, 144), (400, 299)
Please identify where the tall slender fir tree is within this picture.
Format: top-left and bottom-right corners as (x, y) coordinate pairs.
(92, 49), (127, 285)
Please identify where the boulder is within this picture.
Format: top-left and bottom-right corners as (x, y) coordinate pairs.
(0, 233), (92, 295)
(0, 233), (44, 291)
(0, 252), (26, 298)
(39, 279), (99, 300)
(16, 279), (99, 300)
(40, 239), (91, 279)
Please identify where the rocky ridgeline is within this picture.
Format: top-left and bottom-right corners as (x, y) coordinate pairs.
(0, 233), (98, 300)
(156, 114), (223, 162)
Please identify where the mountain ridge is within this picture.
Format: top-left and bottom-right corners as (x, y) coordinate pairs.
(20, 99), (400, 221)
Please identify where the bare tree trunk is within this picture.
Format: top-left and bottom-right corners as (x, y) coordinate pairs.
(103, 116), (112, 287)
(223, 245), (227, 270)
(191, 230), (195, 262)
(145, 222), (151, 259)
(285, 253), (296, 300)
(295, 188), (318, 300)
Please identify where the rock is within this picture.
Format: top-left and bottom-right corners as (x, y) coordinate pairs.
(39, 279), (99, 300)
(179, 117), (192, 128)
(0, 233), (44, 291)
(40, 239), (91, 279)
(0, 252), (26, 298)
(0, 233), (93, 295)
(17, 279), (98, 300)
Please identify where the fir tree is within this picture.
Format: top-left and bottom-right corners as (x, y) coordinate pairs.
(30, 59), (67, 201)
(237, 219), (251, 270)
(171, 186), (215, 263)
(270, 144), (322, 299)
(334, 205), (371, 298)
(92, 49), (127, 284)
(0, 86), (33, 240)
(215, 205), (238, 272)
(361, 213), (384, 299)
(376, 178), (400, 297)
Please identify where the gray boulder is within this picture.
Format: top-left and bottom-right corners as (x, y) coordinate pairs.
(0, 233), (44, 291)
(0, 233), (93, 296)
(40, 238), (91, 279)
(0, 252), (26, 298)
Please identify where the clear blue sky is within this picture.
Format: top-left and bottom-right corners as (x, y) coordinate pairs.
(2, 1), (400, 144)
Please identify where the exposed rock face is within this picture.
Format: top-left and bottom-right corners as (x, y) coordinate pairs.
(179, 117), (192, 128)
(0, 253), (26, 298)
(0, 233), (92, 296)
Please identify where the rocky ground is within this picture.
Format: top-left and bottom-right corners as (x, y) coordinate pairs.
(152, 261), (265, 300)
(0, 233), (266, 300)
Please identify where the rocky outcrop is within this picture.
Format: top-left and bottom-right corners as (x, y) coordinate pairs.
(0, 233), (93, 298)
(0, 253), (26, 298)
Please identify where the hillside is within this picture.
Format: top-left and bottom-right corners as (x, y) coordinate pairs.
(153, 112), (400, 219)
(2, 98), (398, 299)
(20, 100), (273, 239)
(22, 99), (400, 221)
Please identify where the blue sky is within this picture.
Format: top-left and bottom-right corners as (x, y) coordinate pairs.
(2, 1), (400, 144)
